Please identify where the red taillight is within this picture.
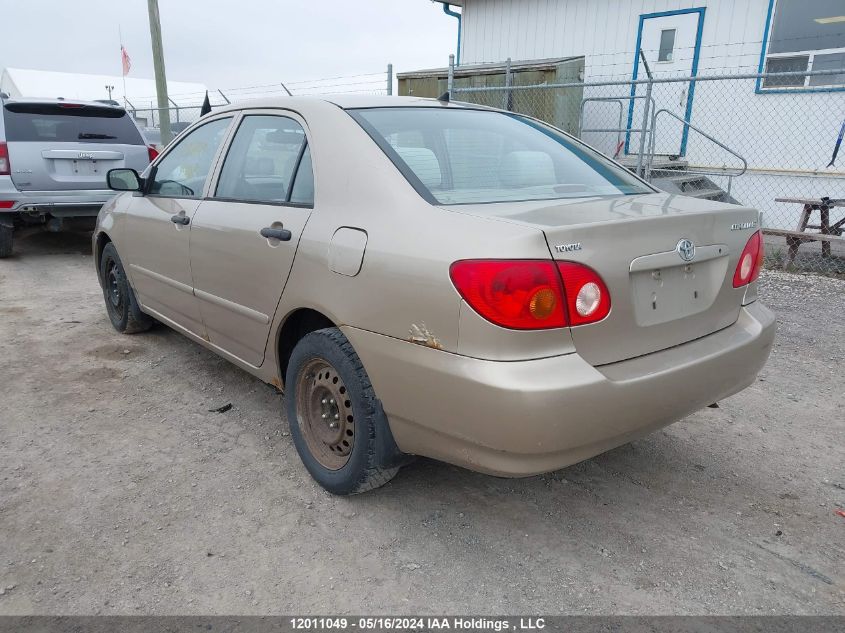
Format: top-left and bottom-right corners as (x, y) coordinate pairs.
(449, 259), (611, 330)
(450, 260), (567, 329)
(0, 201), (14, 209)
(556, 261), (612, 326)
(0, 142), (9, 176)
(147, 145), (159, 162)
(733, 230), (764, 288)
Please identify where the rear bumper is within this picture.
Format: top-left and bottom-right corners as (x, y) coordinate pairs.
(342, 301), (776, 477)
(0, 179), (113, 217)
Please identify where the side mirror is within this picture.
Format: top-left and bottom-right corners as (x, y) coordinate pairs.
(107, 168), (142, 192)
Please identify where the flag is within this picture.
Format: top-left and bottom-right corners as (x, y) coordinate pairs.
(121, 45), (131, 77)
(200, 91), (211, 116)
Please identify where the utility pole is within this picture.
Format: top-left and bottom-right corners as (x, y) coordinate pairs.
(147, 0), (172, 144)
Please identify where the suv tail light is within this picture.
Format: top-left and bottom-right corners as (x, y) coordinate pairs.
(147, 145), (159, 162)
(0, 142), (9, 176)
(732, 230), (764, 288)
(449, 259), (611, 330)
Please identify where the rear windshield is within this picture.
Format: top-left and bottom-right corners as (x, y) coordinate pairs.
(350, 107), (653, 205)
(3, 103), (144, 144)
(141, 128), (162, 145)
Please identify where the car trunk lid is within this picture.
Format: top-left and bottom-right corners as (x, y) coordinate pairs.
(447, 193), (760, 366)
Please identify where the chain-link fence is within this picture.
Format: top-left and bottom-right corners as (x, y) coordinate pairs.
(127, 103), (213, 132)
(450, 57), (845, 276)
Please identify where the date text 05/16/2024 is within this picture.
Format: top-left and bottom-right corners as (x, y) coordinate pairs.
(289, 618), (547, 631)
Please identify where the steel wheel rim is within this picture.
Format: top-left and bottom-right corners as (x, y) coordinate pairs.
(295, 358), (355, 470)
(106, 260), (125, 315)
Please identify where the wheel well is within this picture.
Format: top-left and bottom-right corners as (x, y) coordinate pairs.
(277, 308), (335, 387)
(94, 232), (111, 279)
(95, 232), (112, 273)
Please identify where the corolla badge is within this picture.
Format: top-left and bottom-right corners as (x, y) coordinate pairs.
(731, 221), (757, 231)
(676, 238), (695, 262)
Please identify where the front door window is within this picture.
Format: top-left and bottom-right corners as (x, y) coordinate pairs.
(149, 117), (232, 197)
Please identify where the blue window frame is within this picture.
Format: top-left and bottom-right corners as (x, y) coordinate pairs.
(757, 0), (845, 94)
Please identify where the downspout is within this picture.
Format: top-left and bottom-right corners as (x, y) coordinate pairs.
(439, 2), (462, 66)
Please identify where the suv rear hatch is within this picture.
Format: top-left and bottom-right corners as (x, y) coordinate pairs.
(450, 192), (760, 366)
(3, 102), (149, 191)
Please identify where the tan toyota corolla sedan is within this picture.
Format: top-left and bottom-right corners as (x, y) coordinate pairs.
(94, 96), (775, 494)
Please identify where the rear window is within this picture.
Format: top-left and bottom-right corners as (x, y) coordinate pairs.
(350, 107), (653, 205)
(2, 103), (144, 144)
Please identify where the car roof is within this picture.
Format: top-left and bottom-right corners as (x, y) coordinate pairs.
(210, 95), (484, 116)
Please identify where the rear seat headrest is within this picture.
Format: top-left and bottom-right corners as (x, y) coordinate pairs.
(499, 151), (557, 187)
(395, 146), (442, 189)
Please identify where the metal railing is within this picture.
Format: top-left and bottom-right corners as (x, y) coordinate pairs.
(579, 94), (657, 160)
(647, 108), (748, 193)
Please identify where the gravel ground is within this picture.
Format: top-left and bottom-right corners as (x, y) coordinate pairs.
(0, 229), (843, 615)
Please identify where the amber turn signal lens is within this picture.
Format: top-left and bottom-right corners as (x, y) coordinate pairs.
(529, 287), (557, 319)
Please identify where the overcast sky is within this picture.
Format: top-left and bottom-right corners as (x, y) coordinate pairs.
(0, 0), (457, 93)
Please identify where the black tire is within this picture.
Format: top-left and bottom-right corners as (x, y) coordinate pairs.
(99, 242), (153, 334)
(286, 327), (405, 495)
(0, 224), (12, 259)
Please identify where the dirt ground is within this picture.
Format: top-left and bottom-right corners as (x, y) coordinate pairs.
(0, 229), (843, 615)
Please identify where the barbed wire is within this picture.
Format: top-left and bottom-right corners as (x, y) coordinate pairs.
(132, 69), (390, 103)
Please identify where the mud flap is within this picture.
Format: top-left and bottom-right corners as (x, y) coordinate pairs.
(375, 400), (416, 468)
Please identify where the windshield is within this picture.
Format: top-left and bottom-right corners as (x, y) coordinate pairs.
(3, 103), (144, 145)
(351, 107), (653, 205)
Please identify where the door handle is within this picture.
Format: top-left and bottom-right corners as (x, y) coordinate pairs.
(170, 214), (190, 225)
(260, 227), (292, 241)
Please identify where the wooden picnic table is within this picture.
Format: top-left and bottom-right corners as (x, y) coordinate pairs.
(767, 197), (845, 268)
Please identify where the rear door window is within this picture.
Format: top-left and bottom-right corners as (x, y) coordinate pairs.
(214, 115), (308, 204)
(2, 102), (144, 144)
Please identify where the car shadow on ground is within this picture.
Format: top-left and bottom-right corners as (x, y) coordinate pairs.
(9, 227), (93, 258)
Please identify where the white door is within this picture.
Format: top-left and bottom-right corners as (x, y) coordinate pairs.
(630, 11), (704, 157)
